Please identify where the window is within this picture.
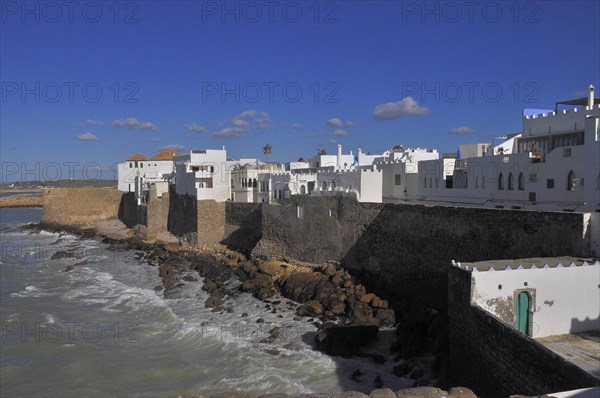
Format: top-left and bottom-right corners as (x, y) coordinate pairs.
(297, 204), (304, 218)
(529, 192), (536, 202)
(567, 170), (575, 191)
(135, 161), (138, 168)
(395, 174), (401, 185)
(129, 163), (133, 168)
(498, 173), (504, 190)
(563, 148), (572, 157)
(429, 178), (432, 188)
(329, 208), (335, 217)
(482, 176), (485, 189)
(546, 179), (555, 189)
(518, 173), (525, 190)
(528, 173), (537, 183)
(508, 173), (514, 190)
(423, 178), (427, 188)
(140, 163), (143, 168)
(435, 177), (439, 188)
(300, 185), (306, 195)
(475, 176), (479, 189)
(503, 156), (509, 164)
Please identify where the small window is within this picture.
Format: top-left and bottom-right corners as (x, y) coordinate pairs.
(498, 173), (504, 190)
(435, 177), (439, 188)
(482, 176), (485, 189)
(140, 163), (143, 168)
(529, 192), (536, 202)
(563, 148), (571, 157)
(423, 178), (427, 188)
(475, 176), (479, 189)
(297, 204), (304, 219)
(508, 173), (514, 190)
(129, 163), (133, 168)
(395, 174), (401, 185)
(546, 179), (555, 189)
(528, 173), (537, 183)
(329, 208), (335, 217)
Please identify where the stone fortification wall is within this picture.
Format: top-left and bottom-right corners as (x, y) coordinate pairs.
(41, 188), (123, 229)
(254, 196), (587, 311)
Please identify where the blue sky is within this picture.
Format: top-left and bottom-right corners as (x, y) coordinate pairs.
(1, 0), (599, 181)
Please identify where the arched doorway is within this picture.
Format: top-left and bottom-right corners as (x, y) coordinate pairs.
(516, 291), (531, 335)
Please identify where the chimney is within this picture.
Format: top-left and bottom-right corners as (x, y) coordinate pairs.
(337, 144), (342, 167)
(588, 84), (595, 108)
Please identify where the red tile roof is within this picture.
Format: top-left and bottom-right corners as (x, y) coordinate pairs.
(150, 149), (180, 161)
(127, 154), (148, 161)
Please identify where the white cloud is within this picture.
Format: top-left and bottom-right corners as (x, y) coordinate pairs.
(333, 129), (348, 137)
(160, 144), (185, 151)
(345, 120), (358, 127)
(80, 119), (104, 127)
(232, 118), (249, 127)
(75, 132), (98, 141)
(372, 96), (430, 120)
(237, 110), (258, 119)
(291, 123), (304, 130)
(448, 126), (476, 136)
(254, 111), (271, 129)
(112, 117), (158, 131)
(150, 137), (161, 143)
(185, 123), (206, 133)
(326, 118), (343, 127)
(328, 139), (338, 144)
(212, 127), (248, 139)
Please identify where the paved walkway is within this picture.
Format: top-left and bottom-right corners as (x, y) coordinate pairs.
(536, 330), (600, 379)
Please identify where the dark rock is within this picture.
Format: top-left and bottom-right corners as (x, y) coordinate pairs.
(202, 279), (219, 293)
(211, 393), (251, 398)
(51, 250), (75, 260)
(315, 324), (379, 357)
(266, 348), (279, 356)
(350, 369), (363, 382)
(64, 265), (74, 272)
(375, 309), (396, 327)
(296, 300), (324, 317)
(369, 375), (384, 390)
(393, 360), (415, 377)
(408, 366), (424, 380)
(322, 263), (337, 276)
(395, 387), (448, 397)
(241, 312), (248, 317)
(256, 318), (264, 323)
(205, 292), (224, 309)
(333, 391), (369, 398)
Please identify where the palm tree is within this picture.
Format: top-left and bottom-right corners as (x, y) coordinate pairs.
(263, 144), (272, 163)
(317, 148), (327, 155)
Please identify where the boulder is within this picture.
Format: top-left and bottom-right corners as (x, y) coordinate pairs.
(448, 387), (477, 398)
(331, 392), (369, 398)
(205, 292), (224, 309)
(315, 324), (379, 356)
(297, 300), (324, 317)
(370, 389), (395, 398)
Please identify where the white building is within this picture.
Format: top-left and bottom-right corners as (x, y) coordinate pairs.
(375, 147), (440, 201)
(417, 85), (600, 213)
(117, 150), (178, 202)
(453, 257), (600, 338)
(173, 148), (229, 201)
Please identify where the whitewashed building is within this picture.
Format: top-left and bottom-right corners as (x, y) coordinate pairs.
(117, 150), (178, 202)
(453, 257), (600, 338)
(417, 85), (600, 213)
(173, 148), (229, 201)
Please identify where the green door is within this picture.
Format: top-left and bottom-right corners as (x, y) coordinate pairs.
(516, 292), (530, 335)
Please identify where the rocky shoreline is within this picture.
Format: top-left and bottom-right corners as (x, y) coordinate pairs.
(175, 387), (476, 397)
(40, 220), (465, 396)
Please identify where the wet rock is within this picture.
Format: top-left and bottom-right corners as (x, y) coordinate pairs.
(257, 395), (290, 398)
(211, 393), (251, 398)
(331, 274), (344, 285)
(360, 293), (376, 304)
(296, 300), (324, 317)
(283, 342), (301, 351)
(372, 375), (384, 389)
(375, 309), (396, 327)
(256, 318), (264, 323)
(183, 275), (198, 282)
(315, 324), (379, 357)
(395, 387), (448, 397)
(205, 292), (224, 309)
(64, 265), (74, 272)
(241, 313), (248, 317)
(51, 250), (75, 260)
(322, 263), (337, 276)
(408, 366), (424, 380)
(393, 360), (415, 377)
(266, 348), (280, 356)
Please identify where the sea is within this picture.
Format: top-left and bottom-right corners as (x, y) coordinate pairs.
(0, 208), (410, 397)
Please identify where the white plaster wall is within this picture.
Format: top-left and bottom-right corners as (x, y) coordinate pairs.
(523, 105), (599, 136)
(173, 149), (229, 201)
(117, 160), (174, 192)
(471, 264), (600, 337)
